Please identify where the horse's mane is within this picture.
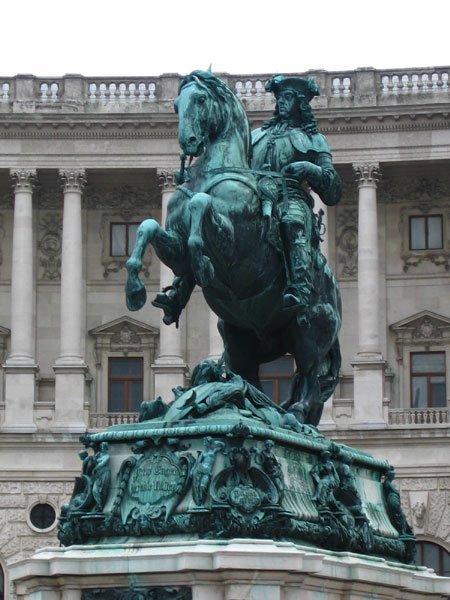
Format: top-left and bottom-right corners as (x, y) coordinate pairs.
(179, 70), (251, 162)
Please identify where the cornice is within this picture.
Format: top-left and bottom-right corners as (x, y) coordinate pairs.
(0, 108), (448, 139)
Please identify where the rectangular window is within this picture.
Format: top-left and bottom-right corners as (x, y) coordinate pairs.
(110, 222), (140, 257)
(409, 215), (443, 251)
(259, 355), (295, 404)
(411, 352), (446, 408)
(108, 357), (143, 412)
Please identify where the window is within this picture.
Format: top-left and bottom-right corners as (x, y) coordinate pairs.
(259, 355), (295, 404)
(29, 503), (57, 531)
(411, 352), (446, 408)
(409, 215), (443, 251)
(416, 541), (450, 576)
(108, 357), (143, 412)
(110, 222), (140, 257)
(0, 564), (3, 600)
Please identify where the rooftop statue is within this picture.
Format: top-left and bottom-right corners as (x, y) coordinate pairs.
(125, 70), (342, 426)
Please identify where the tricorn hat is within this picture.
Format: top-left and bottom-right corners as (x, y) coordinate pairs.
(265, 75), (320, 102)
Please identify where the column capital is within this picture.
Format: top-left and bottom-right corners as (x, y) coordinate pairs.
(59, 169), (87, 193)
(10, 169), (37, 192)
(157, 169), (177, 194)
(353, 163), (381, 187)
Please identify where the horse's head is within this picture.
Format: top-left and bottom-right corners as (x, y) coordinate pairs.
(175, 70), (250, 161)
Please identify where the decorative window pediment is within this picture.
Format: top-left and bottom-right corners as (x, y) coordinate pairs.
(391, 311), (450, 359)
(89, 316), (158, 363)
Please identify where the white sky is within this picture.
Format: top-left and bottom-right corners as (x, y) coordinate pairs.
(2, 0), (449, 77)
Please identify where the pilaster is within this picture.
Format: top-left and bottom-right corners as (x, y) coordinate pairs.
(3, 169), (38, 432)
(351, 163), (386, 428)
(53, 169), (88, 431)
(152, 170), (188, 400)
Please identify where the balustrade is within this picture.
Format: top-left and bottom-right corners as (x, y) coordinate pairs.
(380, 69), (449, 94)
(89, 412), (139, 429)
(0, 67), (447, 113)
(388, 407), (450, 426)
(88, 79), (156, 103)
(39, 81), (60, 102)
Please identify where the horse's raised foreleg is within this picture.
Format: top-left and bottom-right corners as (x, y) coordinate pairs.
(187, 192), (215, 287)
(125, 218), (185, 312)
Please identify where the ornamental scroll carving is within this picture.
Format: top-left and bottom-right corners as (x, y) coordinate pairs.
(38, 213), (62, 280)
(336, 208), (358, 278)
(86, 185), (158, 218)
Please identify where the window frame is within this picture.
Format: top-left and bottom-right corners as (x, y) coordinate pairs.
(109, 221), (140, 257)
(410, 351), (446, 409)
(259, 355), (295, 405)
(409, 214), (443, 251)
(108, 356), (144, 413)
(416, 540), (450, 576)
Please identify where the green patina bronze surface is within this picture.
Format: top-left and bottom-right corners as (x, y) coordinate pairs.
(125, 70), (342, 426)
(59, 361), (415, 564)
(59, 71), (415, 564)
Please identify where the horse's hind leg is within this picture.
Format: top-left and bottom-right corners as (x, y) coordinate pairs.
(187, 193), (215, 287)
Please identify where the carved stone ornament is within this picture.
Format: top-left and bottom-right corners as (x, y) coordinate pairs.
(86, 185), (158, 217)
(81, 587), (192, 600)
(336, 208), (358, 278)
(89, 315), (159, 364)
(38, 213), (62, 280)
(36, 185), (63, 209)
(10, 168), (37, 192)
(353, 163), (381, 186)
(0, 325), (10, 363)
(391, 310), (450, 361)
(158, 169), (177, 193)
(59, 169), (87, 193)
(411, 501), (427, 528)
(380, 175), (450, 206)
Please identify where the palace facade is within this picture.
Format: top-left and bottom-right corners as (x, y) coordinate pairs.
(0, 67), (449, 597)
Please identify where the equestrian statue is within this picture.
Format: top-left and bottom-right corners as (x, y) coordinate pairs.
(125, 70), (342, 426)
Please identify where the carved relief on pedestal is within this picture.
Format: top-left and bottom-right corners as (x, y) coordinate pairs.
(336, 208), (358, 278)
(38, 213), (62, 280)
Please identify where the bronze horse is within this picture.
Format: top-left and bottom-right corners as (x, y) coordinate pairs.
(125, 70), (341, 426)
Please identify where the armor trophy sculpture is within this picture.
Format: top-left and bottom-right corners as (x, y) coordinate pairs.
(57, 72), (416, 599)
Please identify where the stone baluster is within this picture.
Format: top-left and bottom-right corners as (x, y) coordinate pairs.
(152, 170), (187, 400)
(53, 169), (88, 431)
(3, 169), (38, 431)
(351, 163), (386, 427)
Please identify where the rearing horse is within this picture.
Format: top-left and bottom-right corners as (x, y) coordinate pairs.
(125, 70), (341, 426)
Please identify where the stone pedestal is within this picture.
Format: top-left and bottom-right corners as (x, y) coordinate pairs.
(10, 540), (450, 600)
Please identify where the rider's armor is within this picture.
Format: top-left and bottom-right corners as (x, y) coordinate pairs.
(251, 122), (336, 311)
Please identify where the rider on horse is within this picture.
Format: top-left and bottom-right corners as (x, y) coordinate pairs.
(251, 75), (342, 313)
(153, 74), (341, 326)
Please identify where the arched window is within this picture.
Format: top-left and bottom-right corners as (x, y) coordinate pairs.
(416, 540), (450, 576)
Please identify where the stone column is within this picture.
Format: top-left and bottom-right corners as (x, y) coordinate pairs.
(208, 310), (223, 361)
(312, 191), (335, 429)
(53, 169), (88, 431)
(3, 169), (38, 431)
(152, 170), (187, 400)
(351, 163), (386, 427)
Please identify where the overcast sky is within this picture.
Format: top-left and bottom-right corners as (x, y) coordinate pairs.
(2, 0), (449, 77)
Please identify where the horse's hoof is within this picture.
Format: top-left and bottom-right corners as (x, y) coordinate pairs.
(195, 256), (215, 287)
(125, 279), (147, 311)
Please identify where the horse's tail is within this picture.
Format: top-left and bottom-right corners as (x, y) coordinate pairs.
(318, 338), (341, 404)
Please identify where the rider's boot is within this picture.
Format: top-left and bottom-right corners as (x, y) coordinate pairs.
(152, 273), (195, 327)
(280, 221), (313, 312)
